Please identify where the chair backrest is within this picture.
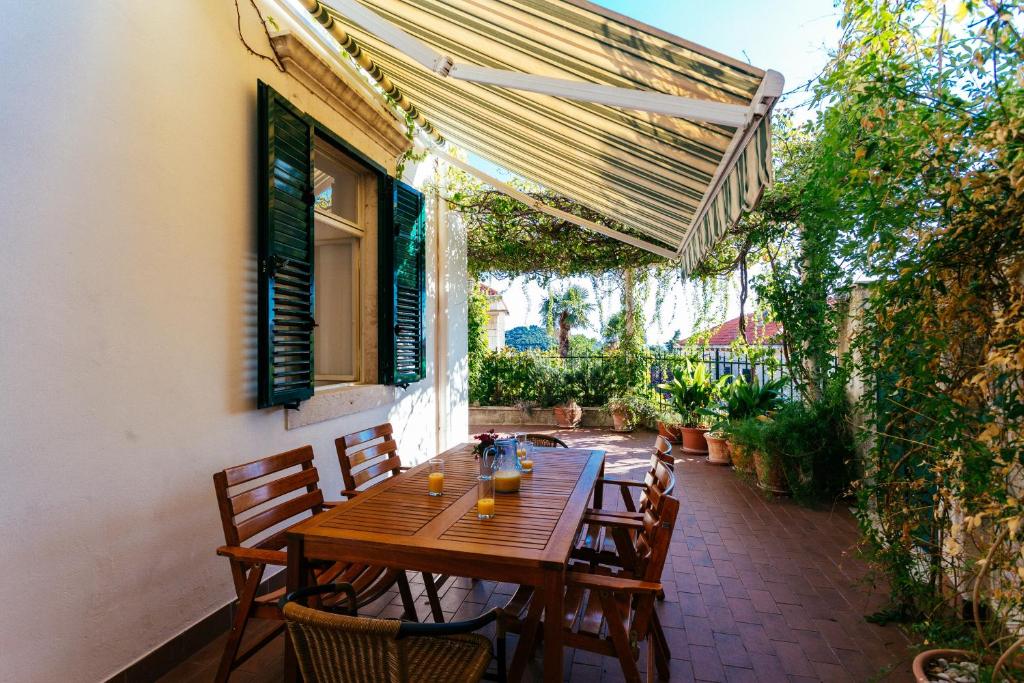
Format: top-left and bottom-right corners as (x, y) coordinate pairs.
(336, 423), (403, 493)
(213, 446), (326, 591)
(283, 601), (405, 683)
(654, 435), (673, 463)
(630, 489), (680, 637)
(524, 433), (568, 448)
(636, 457), (675, 515)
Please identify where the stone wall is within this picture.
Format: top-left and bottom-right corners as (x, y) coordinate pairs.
(470, 406), (614, 428)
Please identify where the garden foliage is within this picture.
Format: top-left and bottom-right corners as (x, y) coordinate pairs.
(699, 0), (1024, 665)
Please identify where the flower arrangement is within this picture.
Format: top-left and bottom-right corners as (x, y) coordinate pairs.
(472, 429), (499, 457)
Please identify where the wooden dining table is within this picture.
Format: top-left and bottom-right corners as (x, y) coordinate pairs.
(284, 442), (605, 682)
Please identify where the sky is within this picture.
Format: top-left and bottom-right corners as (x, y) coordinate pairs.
(482, 0), (842, 344)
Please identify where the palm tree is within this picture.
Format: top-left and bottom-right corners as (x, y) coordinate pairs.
(541, 285), (594, 358)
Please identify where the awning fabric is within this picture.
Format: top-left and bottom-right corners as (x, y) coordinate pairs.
(309, 0), (778, 271)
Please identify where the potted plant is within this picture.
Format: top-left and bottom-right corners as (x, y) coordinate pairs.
(607, 393), (654, 433)
(752, 433), (789, 494)
(720, 376), (782, 462)
(656, 411), (683, 443)
(704, 429), (731, 465)
(539, 366), (582, 429)
(725, 416), (763, 475)
(658, 360), (728, 455)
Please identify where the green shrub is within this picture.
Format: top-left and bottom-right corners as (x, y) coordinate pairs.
(727, 390), (854, 506)
(470, 349), (548, 406)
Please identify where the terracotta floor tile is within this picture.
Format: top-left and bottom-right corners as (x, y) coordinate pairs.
(689, 644), (727, 682)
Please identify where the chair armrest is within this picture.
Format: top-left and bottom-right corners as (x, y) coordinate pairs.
(597, 477), (645, 489)
(281, 582), (358, 614)
(585, 508), (643, 521)
(398, 608), (503, 637)
(583, 511), (644, 530)
(398, 466), (412, 471)
(216, 546), (288, 566)
(566, 571), (662, 594)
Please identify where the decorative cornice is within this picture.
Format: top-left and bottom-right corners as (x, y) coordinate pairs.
(270, 32), (412, 159)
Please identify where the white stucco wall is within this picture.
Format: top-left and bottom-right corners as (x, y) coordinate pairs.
(0, 2), (466, 681)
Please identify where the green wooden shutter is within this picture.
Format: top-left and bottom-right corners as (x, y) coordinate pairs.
(379, 178), (426, 386)
(257, 81), (316, 409)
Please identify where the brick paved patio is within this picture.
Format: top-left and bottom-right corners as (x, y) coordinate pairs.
(159, 428), (914, 682)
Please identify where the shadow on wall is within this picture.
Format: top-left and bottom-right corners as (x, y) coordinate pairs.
(386, 382), (437, 466)
(234, 88), (260, 415)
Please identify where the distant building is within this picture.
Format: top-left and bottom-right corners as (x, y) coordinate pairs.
(679, 313), (783, 350)
(479, 284), (510, 351)
(675, 313), (787, 388)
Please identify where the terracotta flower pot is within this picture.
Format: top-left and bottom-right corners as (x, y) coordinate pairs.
(680, 426), (709, 455)
(730, 442), (754, 474)
(611, 408), (632, 432)
(705, 432), (731, 465)
(912, 649), (972, 683)
(753, 449), (788, 494)
(553, 401), (582, 429)
(657, 421), (683, 444)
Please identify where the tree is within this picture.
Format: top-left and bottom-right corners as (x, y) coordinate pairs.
(602, 312), (625, 347)
(569, 334), (600, 355)
(540, 285), (594, 358)
(467, 282), (490, 371)
(505, 325), (553, 351)
(665, 329), (681, 352)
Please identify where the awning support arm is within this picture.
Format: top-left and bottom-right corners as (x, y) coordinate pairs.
(676, 69), (785, 258)
(319, 0), (752, 126)
(429, 146), (679, 261)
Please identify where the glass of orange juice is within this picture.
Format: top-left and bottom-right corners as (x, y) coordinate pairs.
(517, 434), (534, 474)
(477, 476), (495, 519)
(427, 459), (444, 496)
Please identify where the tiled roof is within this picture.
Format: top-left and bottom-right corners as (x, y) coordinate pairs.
(680, 313), (782, 347)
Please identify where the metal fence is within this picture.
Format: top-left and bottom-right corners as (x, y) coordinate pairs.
(531, 348), (798, 403)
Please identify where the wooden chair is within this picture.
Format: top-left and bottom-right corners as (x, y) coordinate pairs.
(335, 423), (449, 623)
(523, 433), (568, 448)
(213, 446), (419, 683)
(503, 489), (681, 683)
(282, 582), (505, 683)
(597, 436), (674, 515)
(577, 457), (676, 576)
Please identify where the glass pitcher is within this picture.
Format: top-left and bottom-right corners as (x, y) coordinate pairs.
(482, 437), (522, 494)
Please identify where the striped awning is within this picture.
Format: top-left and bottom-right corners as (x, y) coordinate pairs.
(296, 0), (780, 271)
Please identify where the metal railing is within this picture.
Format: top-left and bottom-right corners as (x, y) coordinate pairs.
(530, 348), (798, 402)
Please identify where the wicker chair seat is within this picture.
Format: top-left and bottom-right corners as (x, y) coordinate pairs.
(523, 433), (568, 448)
(284, 601), (493, 683)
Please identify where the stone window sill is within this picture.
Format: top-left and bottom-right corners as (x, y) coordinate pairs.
(285, 383), (399, 430)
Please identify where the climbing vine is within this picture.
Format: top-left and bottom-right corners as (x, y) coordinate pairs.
(693, 0), (1024, 668)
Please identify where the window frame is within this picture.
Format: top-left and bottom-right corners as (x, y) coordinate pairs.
(257, 80), (422, 411)
(311, 136), (374, 388)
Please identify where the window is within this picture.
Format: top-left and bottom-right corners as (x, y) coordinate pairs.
(312, 138), (374, 387)
(256, 81), (427, 410)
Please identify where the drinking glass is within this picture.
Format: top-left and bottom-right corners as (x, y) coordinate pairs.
(427, 458), (445, 497)
(477, 476), (495, 519)
(518, 434), (534, 473)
